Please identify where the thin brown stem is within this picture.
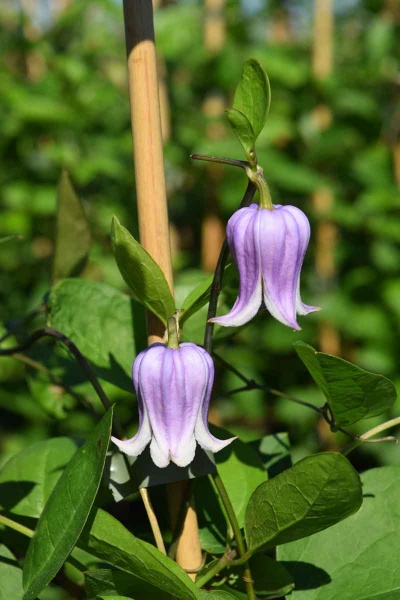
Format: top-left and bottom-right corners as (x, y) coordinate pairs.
(139, 488), (166, 554)
(191, 153), (249, 170)
(203, 180), (257, 354)
(212, 353), (400, 451)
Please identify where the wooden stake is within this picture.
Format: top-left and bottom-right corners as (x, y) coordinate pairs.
(202, 1), (226, 273)
(122, 0), (202, 577)
(313, 0), (333, 80)
(312, 0), (340, 358)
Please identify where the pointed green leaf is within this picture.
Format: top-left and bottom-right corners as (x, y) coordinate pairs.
(0, 545), (24, 600)
(226, 108), (256, 156)
(84, 568), (169, 600)
(245, 452), (362, 552)
(111, 215), (175, 324)
(233, 59), (271, 140)
(52, 170), (92, 280)
(278, 466), (400, 600)
(79, 508), (201, 600)
(22, 408), (113, 600)
(293, 341), (397, 427)
(199, 592), (238, 599)
(0, 437), (78, 518)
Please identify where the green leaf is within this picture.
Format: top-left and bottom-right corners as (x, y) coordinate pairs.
(233, 59), (270, 141)
(0, 545), (24, 600)
(84, 569), (169, 600)
(278, 466), (400, 600)
(111, 215), (175, 324)
(197, 425), (266, 533)
(293, 341), (397, 427)
(248, 432), (292, 478)
(22, 408), (113, 600)
(98, 596), (134, 600)
(0, 437), (78, 518)
(226, 108), (256, 156)
(196, 426), (266, 554)
(79, 508), (200, 600)
(27, 371), (75, 419)
(52, 170), (91, 280)
(97, 596), (134, 600)
(47, 279), (144, 391)
(199, 592), (238, 599)
(245, 452), (362, 552)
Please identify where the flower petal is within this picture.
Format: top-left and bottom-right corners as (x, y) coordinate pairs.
(282, 206), (320, 318)
(193, 346), (236, 453)
(110, 347), (152, 457)
(211, 205), (262, 327)
(167, 344), (209, 466)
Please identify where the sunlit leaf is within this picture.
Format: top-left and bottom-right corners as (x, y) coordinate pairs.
(0, 438), (78, 519)
(79, 508), (200, 600)
(278, 466), (400, 599)
(111, 215), (175, 325)
(48, 278), (143, 391)
(232, 59), (271, 140)
(294, 341), (397, 427)
(0, 545), (24, 600)
(245, 453), (362, 551)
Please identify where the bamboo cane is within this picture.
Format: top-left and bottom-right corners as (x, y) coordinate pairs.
(122, 0), (202, 578)
(202, 0), (226, 274)
(312, 0), (340, 358)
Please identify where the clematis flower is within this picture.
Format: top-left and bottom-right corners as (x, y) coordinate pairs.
(211, 203), (319, 330)
(111, 342), (234, 468)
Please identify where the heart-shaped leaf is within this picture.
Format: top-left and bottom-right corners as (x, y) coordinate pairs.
(294, 341), (397, 427)
(245, 452), (362, 552)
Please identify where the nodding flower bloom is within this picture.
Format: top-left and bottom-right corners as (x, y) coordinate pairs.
(211, 203), (319, 330)
(111, 343), (234, 468)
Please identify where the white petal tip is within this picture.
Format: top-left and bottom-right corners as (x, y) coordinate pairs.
(111, 436), (145, 458)
(199, 435), (237, 455)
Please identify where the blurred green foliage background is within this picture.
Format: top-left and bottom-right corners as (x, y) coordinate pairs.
(0, 0), (400, 473)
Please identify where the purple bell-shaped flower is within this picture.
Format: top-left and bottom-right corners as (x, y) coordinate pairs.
(211, 203), (319, 330)
(111, 342), (234, 468)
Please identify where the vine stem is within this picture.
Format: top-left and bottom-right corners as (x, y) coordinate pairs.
(0, 514), (86, 573)
(200, 179), (257, 598)
(341, 416), (400, 455)
(213, 353), (399, 452)
(195, 551), (236, 589)
(203, 180), (256, 354)
(211, 473), (255, 599)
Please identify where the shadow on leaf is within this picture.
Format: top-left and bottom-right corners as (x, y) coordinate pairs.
(281, 561), (331, 590)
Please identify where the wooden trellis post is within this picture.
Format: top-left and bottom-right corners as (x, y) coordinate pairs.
(122, 0), (202, 579)
(312, 0), (340, 358)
